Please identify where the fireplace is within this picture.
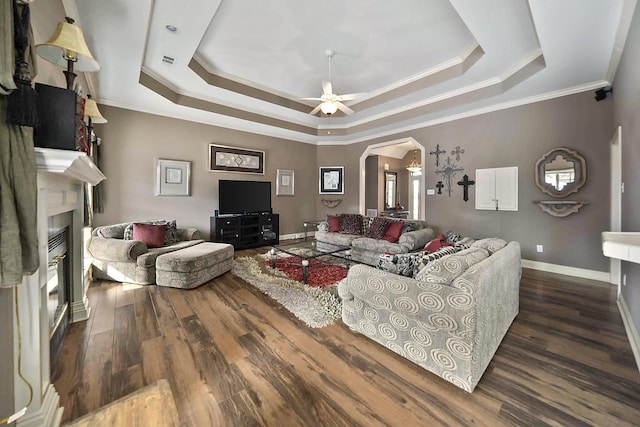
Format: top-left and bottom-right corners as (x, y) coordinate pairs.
(47, 214), (72, 366)
(0, 148), (105, 427)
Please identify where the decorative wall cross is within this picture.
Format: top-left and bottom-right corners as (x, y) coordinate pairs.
(436, 181), (444, 195)
(435, 156), (464, 197)
(451, 146), (465, 161)
(429, 144), (446, 167)
(456, 174), (475, 202)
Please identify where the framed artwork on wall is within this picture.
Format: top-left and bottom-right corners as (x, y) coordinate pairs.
(276, 169), (295, 196)
(319, 166), (344, 194)
(156, 159), (191, 196)
(209, 144), (265, 174)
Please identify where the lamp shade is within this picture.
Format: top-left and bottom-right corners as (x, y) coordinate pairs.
(84, 98), (107, 123)
(320, 101), (338, 115)
(35, 18), (100, 72)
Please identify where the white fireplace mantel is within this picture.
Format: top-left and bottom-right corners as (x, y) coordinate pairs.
(35, 148), (106, 185)
(9, 149), (106, 427)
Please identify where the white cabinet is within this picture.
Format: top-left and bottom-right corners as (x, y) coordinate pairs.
(475, 167), (518, 211)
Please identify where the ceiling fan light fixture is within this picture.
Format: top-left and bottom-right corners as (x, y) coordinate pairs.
(320, 101), (338, 115)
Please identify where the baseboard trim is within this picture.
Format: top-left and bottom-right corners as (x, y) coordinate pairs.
(280, 231), (314, 241)
(618, 293), (640, 373)
(521, 259), (609, 282)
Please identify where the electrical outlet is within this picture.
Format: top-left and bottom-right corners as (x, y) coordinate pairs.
(536, 245), (543, 253)
(623, 274), (627, 286)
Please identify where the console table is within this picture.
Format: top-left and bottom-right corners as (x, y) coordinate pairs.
(210, 213), (279, 249)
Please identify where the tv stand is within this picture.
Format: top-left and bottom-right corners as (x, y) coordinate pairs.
(210, 213), (279, 249)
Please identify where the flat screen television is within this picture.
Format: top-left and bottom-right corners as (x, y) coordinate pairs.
(218, 180), (271, 215)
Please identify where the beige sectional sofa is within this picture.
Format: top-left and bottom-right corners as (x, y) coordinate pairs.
(315, 216), (435, 265)
(338, 239), (521, 392)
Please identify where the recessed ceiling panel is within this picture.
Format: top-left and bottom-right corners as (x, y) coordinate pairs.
(196, 0), (477, 98)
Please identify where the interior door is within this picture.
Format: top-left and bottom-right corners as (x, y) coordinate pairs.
(610, 126), (622, 288)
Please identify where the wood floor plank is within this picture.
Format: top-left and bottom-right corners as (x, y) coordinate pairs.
(52, 249), (640, 426)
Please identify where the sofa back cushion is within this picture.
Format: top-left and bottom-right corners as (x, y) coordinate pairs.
(97, 223), (129, 239)
(133, 223), (166, 248)
(340, 214), (363, 234)
(415, 247), (490, 285)
(471, 237), (507, 255)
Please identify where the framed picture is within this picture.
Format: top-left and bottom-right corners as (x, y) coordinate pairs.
(276, 169), (295, 196)
(319, 166), (344, 194)
(209, 144), (265, 175)
(156, 159), (190, 196)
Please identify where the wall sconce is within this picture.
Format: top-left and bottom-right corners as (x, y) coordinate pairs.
(35, 17), (100, 90)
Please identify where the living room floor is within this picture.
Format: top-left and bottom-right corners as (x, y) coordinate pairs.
(52, 247), (640, 426)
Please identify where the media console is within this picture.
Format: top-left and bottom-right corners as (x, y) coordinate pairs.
(210, 213), (279, 249)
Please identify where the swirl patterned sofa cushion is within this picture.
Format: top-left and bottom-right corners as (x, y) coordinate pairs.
(339, 241), (521, 393)
(414, 247), (490, 285)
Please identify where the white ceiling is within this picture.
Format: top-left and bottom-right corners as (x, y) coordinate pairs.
(70, 0), (634, 145)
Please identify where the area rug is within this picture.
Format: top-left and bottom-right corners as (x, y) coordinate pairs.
(232, 253), (347, 328)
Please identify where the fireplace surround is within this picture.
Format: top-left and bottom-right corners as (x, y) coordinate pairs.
(1, 148), (104, 427)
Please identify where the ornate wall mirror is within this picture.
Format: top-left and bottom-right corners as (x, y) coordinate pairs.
(534, 147), (586, 197)
(384, 171), (397, 209)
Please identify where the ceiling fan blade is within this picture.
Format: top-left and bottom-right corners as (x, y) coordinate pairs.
(336, 92), (366, 101)
(322, 81), (333, 95)
(299, 97), (323, 101)
(335, 101), (354, 115)
(309, 104), (322, 115)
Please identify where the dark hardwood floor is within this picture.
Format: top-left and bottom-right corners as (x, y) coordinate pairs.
(52, 248), (640, 426)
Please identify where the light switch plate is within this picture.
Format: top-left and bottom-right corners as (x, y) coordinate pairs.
(427, 189), (435, 195)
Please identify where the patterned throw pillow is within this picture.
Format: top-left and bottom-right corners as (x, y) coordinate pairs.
(414, 246), (461, 275)
(365, 217), (392, 239)
(377, 252), (423, 277)
(340, 214), (363, 234)
(454, 236), (476, 250)
(123, 223), (134, 240)
(444, 230), (462, 244)
(362, 216), (374, 235)
(415, 247), (489, 285)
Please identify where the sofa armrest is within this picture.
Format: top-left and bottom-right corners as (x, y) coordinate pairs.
(398, 227), (434, 251)
(177, 227), (203, 241)
(88, 236), (148, 262)
(340, 263), (472, 329)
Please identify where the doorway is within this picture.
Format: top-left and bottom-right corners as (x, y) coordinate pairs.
(359, 138), (425, 220)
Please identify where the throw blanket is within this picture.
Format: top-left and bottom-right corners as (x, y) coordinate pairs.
(0, 0), (39, 287)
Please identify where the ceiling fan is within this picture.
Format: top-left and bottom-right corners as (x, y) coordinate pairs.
(301, 49), (363, 116)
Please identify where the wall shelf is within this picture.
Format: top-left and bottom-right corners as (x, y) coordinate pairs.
(534, 200), (588, 217)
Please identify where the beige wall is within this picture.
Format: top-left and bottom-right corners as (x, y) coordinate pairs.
(94, 105), (317, 237)
(319, 91), (613, 271)
(613, 3), (640, 342)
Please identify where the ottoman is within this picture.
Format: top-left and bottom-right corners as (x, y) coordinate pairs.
(155, 242), (234, 289)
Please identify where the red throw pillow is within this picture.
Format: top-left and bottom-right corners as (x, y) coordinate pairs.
(132, 223), (166, 248)
(382, 221), (403, 243)
(424, 234), (454, 253)
(327, 215), (342, 232)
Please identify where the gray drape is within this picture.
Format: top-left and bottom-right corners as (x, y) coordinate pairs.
(0, 0), (39, 287)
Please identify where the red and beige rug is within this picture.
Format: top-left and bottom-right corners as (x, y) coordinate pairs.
(232, 253), (347, 328)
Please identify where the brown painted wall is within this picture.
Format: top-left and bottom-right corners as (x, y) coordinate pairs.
(613, 3), (640, 340)
(94, 106), (317, 237)
(319, 91), (613, 271)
